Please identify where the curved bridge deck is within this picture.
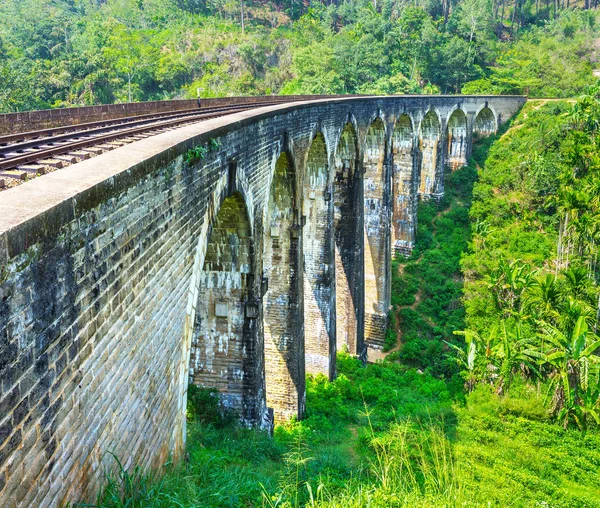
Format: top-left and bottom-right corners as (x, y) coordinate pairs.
(0, 94), (524, 506)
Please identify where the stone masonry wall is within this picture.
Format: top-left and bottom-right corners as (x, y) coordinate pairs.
(0, 95), (525, 506)
(0, 95), (339, 136)
(447, 109), (469, 169)
(419, 110), (442, 198)
(189, 193), (253, 417)
(391, 114), (417, 256)
(302, 133), (336, 379)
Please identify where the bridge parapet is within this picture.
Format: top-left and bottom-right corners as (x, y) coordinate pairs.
(0, 94), (524, 506)
(0, 95), (351, 136)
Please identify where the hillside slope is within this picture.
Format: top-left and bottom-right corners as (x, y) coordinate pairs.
(1, 1), (599, 111)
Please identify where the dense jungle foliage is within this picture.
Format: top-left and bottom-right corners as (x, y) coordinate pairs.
(1, 0), (600, 112)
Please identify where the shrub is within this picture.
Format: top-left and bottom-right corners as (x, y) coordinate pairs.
(186, 384), (237, 428)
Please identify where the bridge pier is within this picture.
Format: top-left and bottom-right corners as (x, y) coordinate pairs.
(263, 150), (305, 422)
(392, 114), (419, 257)
(363, 118), (391, 349)
(302, 132), (336, 380)
(333, 122), (364, 359)
(447, 108), (469, 169)
(419, 109), (443, 201)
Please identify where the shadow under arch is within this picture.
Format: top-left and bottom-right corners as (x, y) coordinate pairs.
(391, 113), (417, 256)
(303, 131), (336, 379)
(262, 150), (305, 422)
(363, 117), (389, 348)
(333, 122), (364, 359)
(189, 191), (257, 422)
(474, 106), (497, 136)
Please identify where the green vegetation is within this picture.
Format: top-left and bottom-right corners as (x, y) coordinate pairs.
(91, 358), (600, 507)
(1, 1), (600, 112)
(384, 164), (478, 384)
(90, 94), (600, 506)
(460, 90), (600, 429)
(185, 138), (221, 164)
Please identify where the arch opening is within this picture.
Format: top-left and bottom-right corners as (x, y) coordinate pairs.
(474, 107), (496, 136)
(303, 132), (335, 379)
(447, 109), (468, 168)
(263, 152), (305, 422)
(189, 192), (254, 419)
(392, 114), (416, 256)
(419, 110), (441, 198)
(334, 123), (363, 357)
(363, 118), (389, 349)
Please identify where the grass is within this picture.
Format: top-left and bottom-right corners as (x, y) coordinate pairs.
(88, 362), (600, 507)
(453, 384), (600, 507)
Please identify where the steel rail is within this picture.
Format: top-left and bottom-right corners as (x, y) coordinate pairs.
(0, 103), (267, 157)
(0, 99), (290, 146)
(0, 102), (279, 172)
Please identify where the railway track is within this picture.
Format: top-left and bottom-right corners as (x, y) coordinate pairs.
(0, 98), (292, 191)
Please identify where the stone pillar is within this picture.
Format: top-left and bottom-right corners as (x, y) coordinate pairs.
(446, 109), (469, 169)
(263, 152), (305, 422)
(334, 123), (364, 359)
(392, 115), (417, 257)
(465, 113), (475, 159)
(434, 117), (447, 198)
(303, 133), (336, 379)
(418, 110), (442, 200)
(363, 119), (389, 349)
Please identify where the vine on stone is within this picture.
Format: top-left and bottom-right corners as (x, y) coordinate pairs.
(185, 138), (221, 165)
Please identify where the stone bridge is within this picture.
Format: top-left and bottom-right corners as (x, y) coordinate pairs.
(0, 95), (524, 506)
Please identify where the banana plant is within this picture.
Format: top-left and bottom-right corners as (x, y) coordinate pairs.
(491, 320), (541, 393)
(452, 319), (542, 394)
(538, 316), (600, 429)
(451, 324), (500, 391)
(486, 259), (535, 317)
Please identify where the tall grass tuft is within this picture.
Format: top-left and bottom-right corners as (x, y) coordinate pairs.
(368, 421), (465, 504)
(79, 453), (177, 508)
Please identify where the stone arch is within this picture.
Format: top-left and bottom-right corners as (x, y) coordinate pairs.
(392, 114), (417, 255)
(342, 112), (361, 144)
(474, 106), (497, 136)
(363, 117), (389, 349)
(418, 109), (441, 198)
(446, 108), (468, 168)
(333, 122), (363, 357)
(303, 132), (335, 379)
(189, 192), (256, 421)
(263, 150), (304, 422)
